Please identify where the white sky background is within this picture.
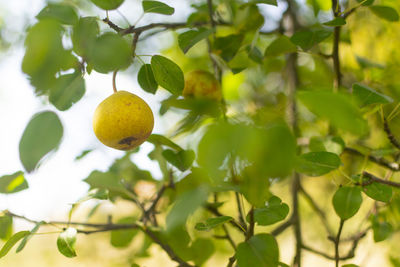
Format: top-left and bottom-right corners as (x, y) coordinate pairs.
(0, 0), (284, 222)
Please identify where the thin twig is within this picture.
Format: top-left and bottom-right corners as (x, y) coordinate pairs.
(222, 224), (237, 250)
(335, 219), (345, 267)
(112, 70), (118, 93)
(235, 192), (248, 231)
(362, 171), (400, 188)
(245, 208), (254, 241)
(227, 256), (236, 267)
(383, 117), (400, 150)
(271, 217), (293, 236)
(343, 147), (400, 172)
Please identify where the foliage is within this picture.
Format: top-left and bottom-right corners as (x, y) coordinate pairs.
(2, 0), (400, 266)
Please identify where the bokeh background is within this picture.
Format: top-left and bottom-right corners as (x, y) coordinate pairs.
(1, 0), (400, 266)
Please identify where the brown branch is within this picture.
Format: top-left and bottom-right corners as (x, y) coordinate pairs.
(302, 228), (368, 261)
(102, 17), (124, 32)
(5, 210), (194, 267)
(343, 147), (400, 171)
(383, 117), (400, 150)
(334, 219), (345, 267)
(245, 208), (254, 241)
(271, 217), (293, 236)
(227, 256), (236, 267)
(235, 192), (248, 231)
(141, 183), (168, 224)
(299, 185), (333, 236)
(222, 224), (237, 250)
(362, 171), (400, 188)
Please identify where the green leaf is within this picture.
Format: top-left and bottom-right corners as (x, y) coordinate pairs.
(49, 72), (85, 111)
(142, 1), (174, 15)
(356, 56), (384, 69)
(162, 149), (195, 171)
(291, 29), (332, 51)
(309, 136), (326, 152)
(0, 171), (28, 194)
(75, 149), (94, 161)
(0, 231), (30, 259)
(248, 0), (278, 6)
(369, 6), (399, 22)
(37, 3), (78, 25)
(342, 265), (360, 267)
(265, 36), (297, 57)
(234, 4), (265, 32)
(84, 170), (127, 195)
(298, 91), (368, 135)
(19, 111), (63, 172)
(72, 17), (99, 58)
(363, 181), (392, 203)
(356, 0), (374, 6)
(89, 32), (132, 73)
(236, 234), (279, 267)
(295, 152), (341, 177)
(247, 45), (263, 64)
(166, 186), (209, 231)
(214, 34), (244, 62)
(190, 238), (215, 266)
(372, 217), (393, 242)
(178, 28), (214, 54)
(90, 0), (124, 10)
(252, 196), (289, 226)
(138, 64), (158, 94)
(147, 134), (182, 151)
(195, 216), (233, 231)
(332, 186), (362, 220)
(22, 20), (76, 94)
(151, 55), (184, 95)
(16, 221), (44, 253)
(0, 216), (12, 240)
(352, 83), (392, 107)
(110, 217), (138, 247)
(57, 228), (77, 258)
(323, 17), (346, 26)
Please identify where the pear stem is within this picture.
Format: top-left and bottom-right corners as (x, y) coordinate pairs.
(112, 70), (118, 93)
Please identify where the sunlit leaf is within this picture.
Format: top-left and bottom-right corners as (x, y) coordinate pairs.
(151, 55), (184, 95)
(0, 216), (12, 240)
(0, 171), (28, 194)
(178, 28), (214, 54)
(195, 216), (233, 231)
(369, 6), (399, 22)
(295, 151), (341, 177)
(19, 111), (63, 172)
(214, 34), (244, 62)
(49, 72), (85, 111)
(147, 134), (182, 151)
(291, 29), (332, 51)
(234, 4), (265, 32)
(236, 234), (279, 267)
(162, 149), (195, 171)
(138, 64), (158, 94)
(363, 181), (392, 203)
(37, 3), (78, 25)
(352, 83), (392, 107)
(323, 17), (346, 26)
(332, 186), (362, 220)
(252, 196), (289, 226)
(265, 36), (297, 57)
(166, 186), (209, 231)
(142, 1), (174, 15)
(89, 32), (132, 73)
(298, 91), (368, 135)
(372, 215), (393, 242)
(72, 17), (99, 58)
(90, 0), (124, 10)
(57, 228), (77, 258)
(0, 231), (30, 259)
(16, 221), (44, 253)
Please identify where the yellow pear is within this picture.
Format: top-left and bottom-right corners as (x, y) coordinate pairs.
(93, 90), (154, 150)
(183, 70), (222, 101)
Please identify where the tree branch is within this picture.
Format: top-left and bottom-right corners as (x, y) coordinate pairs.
(4, 210), (194, 267)
(271, 217), (293, 236)
(334, 219), (345, 267)
(362, 171), (400, 188)
(245, 208), (254, 241)
(343, 147), (400, 171)
(383, 117), (400, 150)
